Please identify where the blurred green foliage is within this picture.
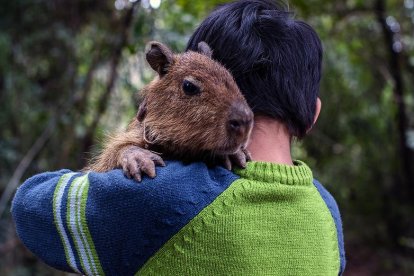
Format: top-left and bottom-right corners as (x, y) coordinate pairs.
(0, 0), (413, 274)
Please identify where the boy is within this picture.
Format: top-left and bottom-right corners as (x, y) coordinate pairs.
(12, 0), (345, 274)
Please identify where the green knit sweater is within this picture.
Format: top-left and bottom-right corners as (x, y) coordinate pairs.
(12, 160), (345, 275)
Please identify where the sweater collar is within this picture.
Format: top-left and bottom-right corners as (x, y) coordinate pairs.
(234, 160), (313, 186)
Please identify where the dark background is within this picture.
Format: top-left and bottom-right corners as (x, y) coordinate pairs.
(1, 0), (413, 274)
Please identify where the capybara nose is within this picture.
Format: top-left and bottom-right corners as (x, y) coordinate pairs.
(228, 101), (253, 134)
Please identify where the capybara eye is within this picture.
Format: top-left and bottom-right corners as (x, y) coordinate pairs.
(182, 80), (201, 96)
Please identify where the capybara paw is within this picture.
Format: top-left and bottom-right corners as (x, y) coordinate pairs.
(219, 148), (251, 171)
(120, 146), (165, 182)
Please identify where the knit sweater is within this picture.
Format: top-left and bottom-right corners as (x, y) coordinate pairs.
(12, 160), (345, 275)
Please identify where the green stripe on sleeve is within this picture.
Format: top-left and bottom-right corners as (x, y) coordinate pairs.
(66, 174), (104, 275)
(52, 172), (80, 273)
(80, 177), (105, 275)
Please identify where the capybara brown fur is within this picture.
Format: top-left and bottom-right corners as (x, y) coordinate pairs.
(85, 41), (253, 181)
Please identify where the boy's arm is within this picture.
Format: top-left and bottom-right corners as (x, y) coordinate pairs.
(11, 162), (237, 275)
(313, 180), (346, 275)
(11, 169), (167, 275)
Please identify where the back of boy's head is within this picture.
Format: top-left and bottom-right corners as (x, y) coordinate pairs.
(186, 0), (323, 138)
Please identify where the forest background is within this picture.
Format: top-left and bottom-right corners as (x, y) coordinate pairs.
(0, 0), (413, 275)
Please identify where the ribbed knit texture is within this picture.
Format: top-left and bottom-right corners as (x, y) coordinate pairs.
(138, 161), (340, 275)
(236, 160), (313, 185)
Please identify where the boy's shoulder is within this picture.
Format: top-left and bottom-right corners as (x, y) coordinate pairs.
(83, 160), (240, 215)
(90, 160), (238, 191)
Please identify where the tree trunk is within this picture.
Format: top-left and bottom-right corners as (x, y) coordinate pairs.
(375, 0), (414, 252)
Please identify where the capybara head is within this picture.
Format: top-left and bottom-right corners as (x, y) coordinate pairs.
(137, 41), (253, 159)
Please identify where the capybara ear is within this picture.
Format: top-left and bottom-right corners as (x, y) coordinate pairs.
(145, 41), (174, 77)
(197, 41), (213, 58)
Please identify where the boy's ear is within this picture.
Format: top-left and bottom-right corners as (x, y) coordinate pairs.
(197, 41), (213, 58)
(307, 97), (322, 133)
(145, 41), (174, 77)
(314, 97), (322, 125)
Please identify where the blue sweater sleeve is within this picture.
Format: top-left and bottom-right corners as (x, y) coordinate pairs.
(313, 179), (346, 275)
(11, 169), (78, 273)
(11, 162), (237, 275)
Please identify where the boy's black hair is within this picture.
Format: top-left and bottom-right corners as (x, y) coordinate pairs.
(186, 0), (322, 138)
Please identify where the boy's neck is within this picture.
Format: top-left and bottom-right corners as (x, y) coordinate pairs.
(247, 115), (294, 165)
